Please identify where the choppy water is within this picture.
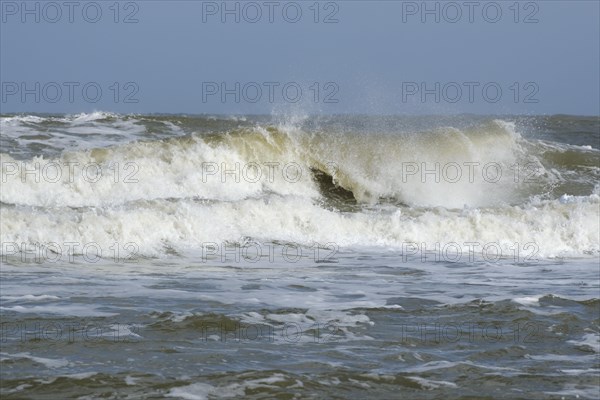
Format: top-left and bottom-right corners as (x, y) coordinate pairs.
(1, 113), (599, 399)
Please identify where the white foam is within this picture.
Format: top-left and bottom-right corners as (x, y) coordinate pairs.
(0, 305), (118, 317)
(1, 117), (598, 259)
(1, 294), (61, 302)
(545, 385), (600, 399)
(2, 383), (33, 394)
(568, 333), (600, 353)
(558, 368), (600, 375)
(513, 296), (542, 306)
(60, 372), (98, 380)
(407, 376), (458, 389)
(2, 192), (597, 258)
(125, 375), (140, 385)
(402, 360), (520, 373)
(67, 111), (118, 124)
(3, 352), (70, 368)
(167, 382), (244, 399)
(0, 118), (534, 209)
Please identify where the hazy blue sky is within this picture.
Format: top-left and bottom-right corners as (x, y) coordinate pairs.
(1, 0), (599, 115)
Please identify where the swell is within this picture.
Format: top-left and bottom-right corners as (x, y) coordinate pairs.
(4, 118), (596, 208)
(1, 117), (599, 258)
(2, 192), (598, 258)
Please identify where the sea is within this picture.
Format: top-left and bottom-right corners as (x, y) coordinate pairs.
(1, 112), (599, 399)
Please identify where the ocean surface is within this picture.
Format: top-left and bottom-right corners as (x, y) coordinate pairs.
(0, 113), (599, 399)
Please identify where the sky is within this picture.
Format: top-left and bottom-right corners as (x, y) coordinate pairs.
(1, 0), (599, 115)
